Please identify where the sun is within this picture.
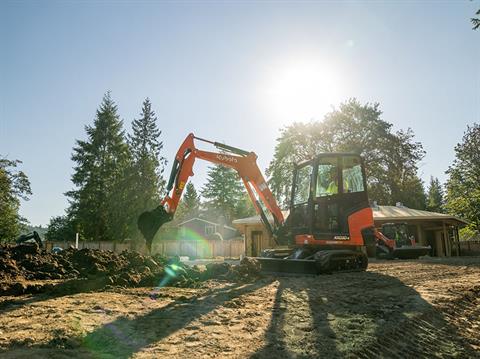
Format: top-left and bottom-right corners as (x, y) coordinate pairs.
(263, 60), (343, 124)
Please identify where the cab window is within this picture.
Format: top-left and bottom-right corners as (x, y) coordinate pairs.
(316, 157), (338, 197)
(293, 165), (312, 205)
(342, 156), (365, 193)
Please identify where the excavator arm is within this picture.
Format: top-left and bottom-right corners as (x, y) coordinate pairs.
(138, 133), (284, 251)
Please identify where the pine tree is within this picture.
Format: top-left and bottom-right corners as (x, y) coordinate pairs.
(175, 182), (201, 222)
(66, 92), (131, 241)
(445, 123), (480, 232)
(0, 157), (31, 242)
(182, 182), (201, 217)
(45, 214), (77, 242)
(129, 98), (166, 197)
(234, 192), (256, 220)
(426, 177), (444, 213)
(472, 8), (480, 30)
(201, 165), (246, 224)
(127, 98), (167, 237)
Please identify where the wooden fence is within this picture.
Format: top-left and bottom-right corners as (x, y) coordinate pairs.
(152, 239), (244, 258)
(44, 239), (245, 259)
(459, 240), (480, 256)
(45, 240), (132, 253)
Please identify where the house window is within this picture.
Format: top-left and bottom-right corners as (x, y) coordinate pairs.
(205, 224), (215, 235)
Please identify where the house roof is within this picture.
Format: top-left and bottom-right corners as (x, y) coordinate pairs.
(232, 206), (468, 226)
(371, 205), (468, 225)
(232, 211), (289, 226)
(177, 217), (237, 232)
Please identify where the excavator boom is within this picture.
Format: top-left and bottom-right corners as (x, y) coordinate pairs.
(138, 133), (284, 251)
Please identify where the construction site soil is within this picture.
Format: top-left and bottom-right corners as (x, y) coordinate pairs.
(0, 245), (479, 358)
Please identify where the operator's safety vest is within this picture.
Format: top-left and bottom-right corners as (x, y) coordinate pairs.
(326, 180), (349, 194)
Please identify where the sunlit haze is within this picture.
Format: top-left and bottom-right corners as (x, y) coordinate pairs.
(1, 1), (479, 225)
(261, 58), (344, 124)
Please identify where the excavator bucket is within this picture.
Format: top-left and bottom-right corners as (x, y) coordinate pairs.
(137, 206), (173, 252)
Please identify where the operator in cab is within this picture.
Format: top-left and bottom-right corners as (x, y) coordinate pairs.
(326, 168), (349, 195)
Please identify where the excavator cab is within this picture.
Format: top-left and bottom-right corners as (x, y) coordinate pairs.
(289, 154), (370, 245)
(259, 153), (373, 274)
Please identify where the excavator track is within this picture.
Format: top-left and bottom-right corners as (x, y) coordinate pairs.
(258, 250), (368, 275)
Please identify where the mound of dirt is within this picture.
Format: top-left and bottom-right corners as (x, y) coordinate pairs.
(205, 257), (262, 281)
(0, 244), (261, 296)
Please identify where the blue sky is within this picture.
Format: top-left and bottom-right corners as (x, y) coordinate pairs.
(1, 1), (479, 226)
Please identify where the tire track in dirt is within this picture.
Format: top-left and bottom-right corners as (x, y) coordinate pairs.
(1, 257), (480, 358)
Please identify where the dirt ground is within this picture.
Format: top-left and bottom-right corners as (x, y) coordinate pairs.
(0, 257), (479, 358)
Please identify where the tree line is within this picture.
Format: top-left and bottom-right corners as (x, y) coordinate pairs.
(46, 93), (254, 243)
(1, 95), (479, 243)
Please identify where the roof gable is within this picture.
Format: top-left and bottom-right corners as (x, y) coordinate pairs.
(177, 217), (237, 231)
(232, 207), (468, 226)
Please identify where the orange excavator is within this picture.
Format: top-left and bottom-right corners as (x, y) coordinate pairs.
(138, 133), (380, 274)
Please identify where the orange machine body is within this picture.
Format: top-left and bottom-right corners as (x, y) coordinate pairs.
(295, 207), (374, 247)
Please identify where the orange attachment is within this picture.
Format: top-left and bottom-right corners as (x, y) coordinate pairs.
(161, 133), (285, 226)
(348, 207), (375, 246)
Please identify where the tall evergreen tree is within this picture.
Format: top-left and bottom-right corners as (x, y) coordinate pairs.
(266, 99), (426, 208)
(182, 182), (201, 216)
(45, 214), (77, 242)
(234, 192), (256, 220)
(175, 182), (201, 222)
(66, 92), (131, 241)
(0, 157), (31, 242)
(201, 165), (246, 224)
(426, 177), (444, 213)
(129, 98), (166, 196)
(472, 8), (480, 30)
(445, 123), (480, 232)
(127, 98), (167, 237)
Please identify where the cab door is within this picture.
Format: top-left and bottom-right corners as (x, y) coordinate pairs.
(312, 154), (369, 240)
(289, 161), (314, 236)
(311, 156), (345, 239)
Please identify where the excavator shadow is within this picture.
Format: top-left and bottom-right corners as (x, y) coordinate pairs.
(1, 271), (477, 358)
(0, 275), (125, 316)
(251, 271), (477, 358)
(78, 279), (273, 358)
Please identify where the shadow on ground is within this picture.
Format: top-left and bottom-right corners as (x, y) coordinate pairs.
(250, 271), (477, 358)
(0, 275), (120, 315)
(81, 280), (273, 358)
(1, 270), (478, 358)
